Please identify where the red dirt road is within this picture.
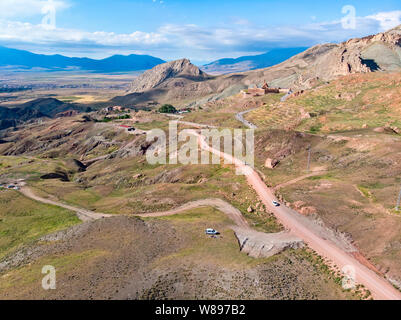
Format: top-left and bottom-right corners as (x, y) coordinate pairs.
(196, 132), (401, 300)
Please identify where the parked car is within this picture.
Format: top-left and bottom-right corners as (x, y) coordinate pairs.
(205, 228), (220, 235)
(272, 200), (280, 207)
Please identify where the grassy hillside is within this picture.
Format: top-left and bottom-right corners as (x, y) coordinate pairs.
(0, 190), (80, 260)
(0, 208), (357, 300)
(246, 72), (401, 133)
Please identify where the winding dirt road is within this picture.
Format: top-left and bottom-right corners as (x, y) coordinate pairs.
(20, 187), (112, 221)
(18, 112), (401, 299)
(235, 109), (258, 129)
(187, 128), (401, 300)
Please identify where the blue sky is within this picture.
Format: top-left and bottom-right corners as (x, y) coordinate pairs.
(0, 0), (400, 64)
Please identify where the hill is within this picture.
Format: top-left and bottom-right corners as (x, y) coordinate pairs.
(0, 46), (165, 73)
(128, 58), (212, 93)
(0, 98), (85, 130)
(201, 48), (309, 74)
(242, 25), (401, 89)
(114, 25), (401, 108)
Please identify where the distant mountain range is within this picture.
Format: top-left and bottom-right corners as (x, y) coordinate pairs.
(0, 46), (165, 73)
(201, 48), (309, 74)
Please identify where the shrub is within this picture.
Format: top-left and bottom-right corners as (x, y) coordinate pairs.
(158, 104), (177, 114)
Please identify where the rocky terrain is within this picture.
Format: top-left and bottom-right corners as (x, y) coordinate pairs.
(0, 212), (354, 300)
(0, 98), (87, 130)
(2, 25), (401, 300)
(112, 25), (401, 109)
(129, 59), (212, 93)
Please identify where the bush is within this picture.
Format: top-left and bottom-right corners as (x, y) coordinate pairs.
(158, 104), (177, 114)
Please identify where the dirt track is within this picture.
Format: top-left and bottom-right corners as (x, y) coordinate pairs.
(20, 187), (112, 221)
(273, 169), (327, 190)
(194, 130), (401, 300)
(19, 118), (401, 299)
(136, 198), (249, 229)
(235, 109), (258, 129)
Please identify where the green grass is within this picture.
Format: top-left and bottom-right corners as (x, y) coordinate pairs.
(291, 74), (401, 133)
(307, 173), (335, 181)
(0, 249), (108, 296)
(0, 190), (81, 260)
(357, 185), (374, 200)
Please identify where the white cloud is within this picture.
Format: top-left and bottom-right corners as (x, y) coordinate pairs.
(0, 20), (168, 47)
(0, 0), (70, 19)
(366, 11), (401, 31)
(0, 9), (400, 60)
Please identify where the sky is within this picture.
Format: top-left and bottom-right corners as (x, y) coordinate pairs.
(0, 0), (400, 64)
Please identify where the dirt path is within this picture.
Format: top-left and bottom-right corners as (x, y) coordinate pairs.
(136, 198), (249, 229)
(274, 169), (327, 190)
(353, 184), (400, 218)
(20, 187), (112, 222)
(193, 131), (401, 300)
(235, 109), (258, 129)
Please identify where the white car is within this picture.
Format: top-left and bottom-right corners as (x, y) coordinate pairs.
(272, 201), (280, 207)
(205, 228), (220, 235)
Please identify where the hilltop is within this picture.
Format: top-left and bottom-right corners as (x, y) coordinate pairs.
(128, 59), (211, 93)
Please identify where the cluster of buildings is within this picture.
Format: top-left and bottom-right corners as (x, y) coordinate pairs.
(241, 81), (282, 98)
(101, 105), (130, 114)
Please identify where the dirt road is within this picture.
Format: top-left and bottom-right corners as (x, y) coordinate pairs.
(235, 109), (258, 129)
(20, 187), (112, 222)
(194, 131), (401, 300)
(136, 198), (249, 229)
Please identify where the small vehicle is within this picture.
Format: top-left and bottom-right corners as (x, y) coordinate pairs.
(205, 228), (220, 235)
(272, 200), (280, 207)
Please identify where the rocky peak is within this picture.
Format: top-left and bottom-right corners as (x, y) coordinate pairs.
(129, 58), (210, 93)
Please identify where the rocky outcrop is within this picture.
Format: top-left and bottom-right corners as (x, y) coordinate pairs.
(264, 158), (279, 169)
(233, 227), (304, 259)
(292, 201), (318, 216)
(374, 126), (401, 135)
(129, 59), (211, 93)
